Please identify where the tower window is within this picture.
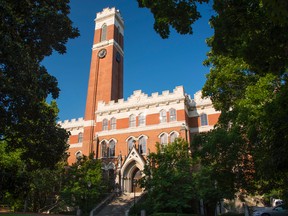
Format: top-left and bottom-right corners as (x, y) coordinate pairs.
(138, 113), (146, 126)
(101, 141), (107, 158)
(101, 24), (107, 41)
(200, 113), (208, 126)
(129, 114), (136, 127)
(139, 136), (147, 154)
(78, 132), (83, 143)
(111, 117), (116, 130)
(160, 110), (167, 123)
(108, 140), (116, 157)
(169, 108), (176, 122)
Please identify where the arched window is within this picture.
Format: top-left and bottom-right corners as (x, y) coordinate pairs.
(75, 151), (83, 161)
(127, 137), (135, 152)
(160, 133), (168, 152)
(129, 114), (136, 127)
(160, 133), (168, 144)
(200, 113), (208, 126)
(170, 132), (178, 143)
(78, 132), (83, 143)
(160, 109), (167, 123)
(102, 119), (108, 131)
(108, 140), (116, 157)
(169, 108), (176, 122)
(101, 24), (107, 41)
(101, 141), (107, 158)
(111, 117), (116, 130)
(138, 136), (147, 154)
(138, 113), (146, 126)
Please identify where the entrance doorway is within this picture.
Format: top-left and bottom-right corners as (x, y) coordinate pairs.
(132, 169), (142, 193)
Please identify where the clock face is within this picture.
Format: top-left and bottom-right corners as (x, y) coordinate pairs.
(98, 48), (107, 58)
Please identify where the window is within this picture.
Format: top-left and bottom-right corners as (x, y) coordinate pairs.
(78, 132), (83, 143)
(138, 136), (147, 154)
(75, 151), (83, 161)
(108, 140), (116, 157)
(170, 132), (178, 143)
(169, 108), (176, 122)
(160, 110), (167, 123)
(101, 24), (107, 41)
(138, 113), (146, 126)
(102, 119), (108, 131)
(200, 113), (208, 126)
(111, 117), (116, 130)
(160, 133), (168, 144)
(129, 114), (136, 127)
(101, 141), (107, 158)
(128, 137), (135, 152)
(160, 133), (168, 151)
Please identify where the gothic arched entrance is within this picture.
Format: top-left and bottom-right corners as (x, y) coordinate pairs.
(120, 147), (145, 193)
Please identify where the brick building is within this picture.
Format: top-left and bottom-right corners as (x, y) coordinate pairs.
(58, 7), (220, 193)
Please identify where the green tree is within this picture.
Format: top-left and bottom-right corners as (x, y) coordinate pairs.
(0, 0), (78, 169)
(142, 139), (195, 214)
(140, 0), (288, 199)
(61, 154), (107, 214)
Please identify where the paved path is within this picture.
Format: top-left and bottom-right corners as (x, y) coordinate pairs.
(96, 193), (140, 216)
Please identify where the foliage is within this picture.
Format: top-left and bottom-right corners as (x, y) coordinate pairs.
(136, 0), (208, 38)
(201, 0), (288, 198)
(0, 0), (78, 168)
(61, 154), (107, 214)
(141, 139), (195, 214)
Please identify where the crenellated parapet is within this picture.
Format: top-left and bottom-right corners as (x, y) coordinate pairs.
(97, 86), (186, 116)
(57, 117), (84, 130)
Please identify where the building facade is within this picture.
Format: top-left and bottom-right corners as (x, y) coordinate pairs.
(58, 7), (220, 193)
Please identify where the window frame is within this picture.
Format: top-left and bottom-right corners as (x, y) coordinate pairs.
(160, 109), (167, 123)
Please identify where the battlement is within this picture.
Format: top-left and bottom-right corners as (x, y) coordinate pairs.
(57, 117), (84, 128)
(97, 86), (186, 113)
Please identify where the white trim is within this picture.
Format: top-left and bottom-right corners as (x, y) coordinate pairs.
(69, 143), (83, 148)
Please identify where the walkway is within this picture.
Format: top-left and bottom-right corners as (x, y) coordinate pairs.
(95, 193), (141, 216)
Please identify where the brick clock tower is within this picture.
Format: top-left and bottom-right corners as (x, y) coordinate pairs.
(83, 8), (124, 156)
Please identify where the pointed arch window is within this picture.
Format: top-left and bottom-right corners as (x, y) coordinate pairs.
(129, 114), (136, 127)
(170, 132), (178, 143)
(128, 137), (135, 152)
(160, 109), (167, 123)
(108, 140), (116, 157)
(169, 108), (176, 122)
(138, 113), (146, 126)
(102, 118), (108, 131)
(78, 132), (83, 143)
(75, 151), (83, 161)
(160, 133), (168, 152)
(200, 113), (208, 126)
(160, 133), (168, 145)
(101, 141), (107, 158)
(111, 117), (116, 130)
(101, 24), (107, 41)
(139, 136), (147, 154)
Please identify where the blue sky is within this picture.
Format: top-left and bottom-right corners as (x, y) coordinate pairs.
(43, 0), (214, 121)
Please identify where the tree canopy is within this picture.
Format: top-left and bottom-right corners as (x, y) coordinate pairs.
(0, 0), (78, 169)
(140, 0), (288, 200)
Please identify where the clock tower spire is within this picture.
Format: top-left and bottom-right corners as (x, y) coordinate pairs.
(83, 7), (124, 155)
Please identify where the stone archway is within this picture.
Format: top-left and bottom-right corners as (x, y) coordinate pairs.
(120, 147), (145, 193)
